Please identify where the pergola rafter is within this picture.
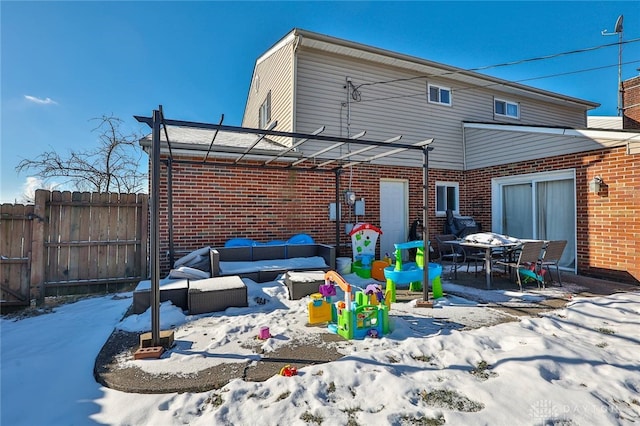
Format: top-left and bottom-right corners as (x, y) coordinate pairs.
(135, 106), (434, 345)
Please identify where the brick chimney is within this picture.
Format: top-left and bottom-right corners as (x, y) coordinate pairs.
(622, 75), (640, 129)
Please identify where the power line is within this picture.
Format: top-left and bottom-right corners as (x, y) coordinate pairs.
(452, 59), (640, 97)
(354, 59), (640, 104)
(503, 60), (640, 85)
(352, 37), (640, 94)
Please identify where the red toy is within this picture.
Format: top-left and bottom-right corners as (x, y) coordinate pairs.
(279, 365), (298, 377)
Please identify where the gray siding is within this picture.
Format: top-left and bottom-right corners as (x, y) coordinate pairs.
(243, 39), (295, 146)
(291, 47), (590, 170)
(464, 127), (631, 170)
(294, 50), (462, 169)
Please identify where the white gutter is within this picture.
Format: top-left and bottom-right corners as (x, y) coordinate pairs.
(463, 122), (640, 143)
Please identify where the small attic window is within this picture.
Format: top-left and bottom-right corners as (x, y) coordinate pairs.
(427, 83), (452, 106)
(494, 98), (519, 119)
(259, 91), (271, 129)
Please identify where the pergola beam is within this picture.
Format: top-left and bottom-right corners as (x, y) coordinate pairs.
(235, 120), (278, 163)
(264, 125), (325, 165)
(341, 139), (434, 168)
(315, 135), (402, 168)
(134, 116), (423, 151)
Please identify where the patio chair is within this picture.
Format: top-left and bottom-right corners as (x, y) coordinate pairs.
(538, 240), (568, 286)
(435, 234), (464, 279)
(461, 246), (486, 277)
(495, 241), (545, 291)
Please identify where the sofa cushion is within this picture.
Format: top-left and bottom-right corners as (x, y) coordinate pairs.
(287, 234), (315, 244)
(219, 256), (328, 276)
(168, 266), (210, 280)
(224, 238), (255, 247)
(174, 246), (211, 268)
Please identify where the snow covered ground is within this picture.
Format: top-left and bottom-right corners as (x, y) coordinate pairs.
(2, 272), (639, 425)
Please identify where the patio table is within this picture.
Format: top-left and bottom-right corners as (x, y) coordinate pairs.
(454, 239), (522, 289)
(460, 241), (520, 290)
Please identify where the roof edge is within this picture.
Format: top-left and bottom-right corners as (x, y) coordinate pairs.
(463, 121), (640, 142)
(288, 28), (599, 110)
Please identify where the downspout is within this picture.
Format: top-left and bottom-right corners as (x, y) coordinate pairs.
(167, 157), (174, 267)
(335, 169), (342, 257)
(291, 34), (300, 137)
(461, 122), (467, 171)
(461, 123), (467, 220)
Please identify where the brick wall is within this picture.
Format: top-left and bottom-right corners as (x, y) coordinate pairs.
(622, 75), (640, 129)
(466, 146), (639, 284)
(156, 147), (639, 284)
(157, 158), (332, 272)
(156, 157), (461, 274)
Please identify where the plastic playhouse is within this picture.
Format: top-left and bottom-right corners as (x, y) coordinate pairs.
(308, 270), (391, 340)
(383, 240), (443, 302)
(349, 223), (383, 278)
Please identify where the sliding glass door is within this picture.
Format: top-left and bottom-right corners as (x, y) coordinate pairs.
(503, 183), (533, 238)
(493, 170), (575, 270)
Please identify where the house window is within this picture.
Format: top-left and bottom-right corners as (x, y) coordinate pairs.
(493, 169), (576, 271)
(436, 182), (459, 216)
(259, 91), (271, 128)
(428, 84), (451, 106)
(494, 98), (519, 119)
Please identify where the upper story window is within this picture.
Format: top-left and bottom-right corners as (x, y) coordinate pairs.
(427, 83), (452, 106)
(436, 181), (459, 216)
(259, 91), (271, 128)
(494, 98), (519, 119)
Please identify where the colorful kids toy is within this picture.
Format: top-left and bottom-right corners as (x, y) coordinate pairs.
(383, 240), (443, 302)
(307, 270), (391, 340)
(279, 365), (298, 376)
(258, 326), (271, 340)
(349, 223), (383, 278)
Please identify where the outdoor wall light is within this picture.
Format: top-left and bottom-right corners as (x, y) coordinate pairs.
(589, 176), (603, 193)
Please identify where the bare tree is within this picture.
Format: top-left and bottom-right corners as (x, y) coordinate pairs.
(16, 115), (147, 194)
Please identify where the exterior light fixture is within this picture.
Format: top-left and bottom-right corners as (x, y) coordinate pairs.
(589, 176), (603, 193)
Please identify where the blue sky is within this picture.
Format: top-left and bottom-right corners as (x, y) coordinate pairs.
(2, 1), (639, 203)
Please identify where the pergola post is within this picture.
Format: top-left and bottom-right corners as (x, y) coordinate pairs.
(150, 108), (161, 346)
(418, 144), (434, 308)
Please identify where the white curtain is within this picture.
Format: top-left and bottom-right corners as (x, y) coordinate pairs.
(503, 183), (532, 239)
(536, 179), (575, 268)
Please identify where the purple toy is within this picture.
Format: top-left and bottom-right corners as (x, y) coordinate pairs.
(319, 283), (337, 298)
(364, 284), (384, 303)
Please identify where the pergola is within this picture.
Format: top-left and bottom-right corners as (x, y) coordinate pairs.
(135, 106), (434, 345)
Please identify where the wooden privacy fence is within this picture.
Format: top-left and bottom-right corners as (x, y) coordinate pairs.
(0, 190), (148, 307)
